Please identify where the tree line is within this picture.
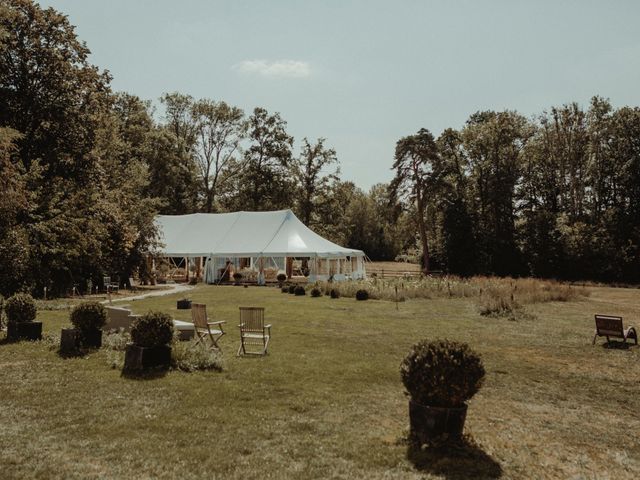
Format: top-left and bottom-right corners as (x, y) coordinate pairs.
(1, 0), (638, 297)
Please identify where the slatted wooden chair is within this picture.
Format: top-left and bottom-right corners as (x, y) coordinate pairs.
(191, 303), (226, 350)
(593, 314), (637, 345)
(238, 307), (271, 356)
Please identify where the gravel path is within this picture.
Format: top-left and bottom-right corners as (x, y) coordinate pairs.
(101, 283), (193, 304)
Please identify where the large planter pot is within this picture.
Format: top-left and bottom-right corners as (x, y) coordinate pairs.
(80, 328), (103, 349)
(59, 328), (80, 354)
(123, 344), (171, 372)
(176, 299), (192, 310)
(7, 322), (42, 342)
(409, 400), (468, 444)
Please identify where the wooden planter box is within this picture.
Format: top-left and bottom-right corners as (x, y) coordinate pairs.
(409, 400), (468, 445)
(123, 344), (172, 372)
(7, 322), (42, 342)
(176, 299), (192, 310)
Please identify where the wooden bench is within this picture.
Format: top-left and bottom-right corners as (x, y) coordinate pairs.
(593, 314), (637, 345)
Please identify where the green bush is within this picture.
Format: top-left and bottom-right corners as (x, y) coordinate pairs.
(294, 286), (306, 296)
(288, 285), (296, 294)
(233, 272), (243, 282)
(5, 293), (37, 324)
(0, 294), (4, 326)
(400, 339), (485, 408)
(130, 311), (175, 348)
(355, 289), (369, 301)
(330, 289), (340, 299)
(70, 302), (107, 332)
(277, 273), (287, 285)
(172, 341), (223, 372)
(310, 287), (322, 297)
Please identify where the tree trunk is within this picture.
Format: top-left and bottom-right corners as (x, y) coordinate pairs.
(416, 196), (430, 275)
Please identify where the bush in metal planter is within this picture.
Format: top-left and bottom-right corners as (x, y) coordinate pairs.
(131, 311), (174, 348)
(400, 339), (485, 444)
(125, 311), (175, 372)
(69, 302), (106, 348)
(5, 293), (37, 324)
(277, 273), (287, 287)
(5, 293), (41, 341)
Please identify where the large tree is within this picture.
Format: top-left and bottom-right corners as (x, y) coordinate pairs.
(229, 107), (294, 211)
(293, 138), (339, 226)
(191, 99), (246, 212)
(390, 128), (443, 274)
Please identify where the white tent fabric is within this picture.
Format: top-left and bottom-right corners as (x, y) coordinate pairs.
(154, 209), (365, 259)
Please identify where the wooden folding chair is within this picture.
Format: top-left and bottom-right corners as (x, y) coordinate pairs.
(238, 307), (271, 356)
(593, 314), (637, 345)
(191, 303), (226, 350)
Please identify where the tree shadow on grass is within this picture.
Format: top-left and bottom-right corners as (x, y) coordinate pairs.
(407, 435), (502, 480)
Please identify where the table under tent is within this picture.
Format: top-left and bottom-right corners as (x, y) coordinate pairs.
(153, 210), (366, 284)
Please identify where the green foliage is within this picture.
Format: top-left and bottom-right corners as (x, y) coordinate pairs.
(355, 289), (369, 301)
(400, 339), (485, 407)
(130, 311), (175, 348)
(277, 273), (287, 283)
(69, 302), (107, 332)
(310, 287), (322, 297)
(294, 286), (306, 296)
(5, 293), (37, 324)
(330, 289), (340, 299)
(281, 286), (289, 293)
(288, 285), (296, 294)
(172, 341), (223, 372)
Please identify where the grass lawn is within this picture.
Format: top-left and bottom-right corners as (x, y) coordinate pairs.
(1, 284), (639, 479)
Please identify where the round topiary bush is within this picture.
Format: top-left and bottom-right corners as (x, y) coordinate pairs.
(277, 273), (287, 286)
(330, 289), (340, 299)
(130, 311), (175, 348)
(355, 289), (369, 301)
(70, 302), (107, 333)
(294, 286), (306, 296)
(288, 285), (296, 294)
(310, 287), (322, 297)
(400, 339), (485, 408)
(281, 286), (289, 293)
(5, 293), (37, 324)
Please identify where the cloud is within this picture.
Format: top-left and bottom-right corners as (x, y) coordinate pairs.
(233, 59), (311, 78)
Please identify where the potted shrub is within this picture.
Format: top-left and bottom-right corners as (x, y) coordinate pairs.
(69, 301), (107, 349)
(294, 285), (306, 296)
(124, 311), (175, 372)
(5, 293), (41, 341)
(277, 273), (287, 288)
(355, 289), (369, 301)
(330, 288), (340, 299)
(288, 285), (296, 294)
(310, 287), (322, 298)
(400, 339), (485, 445)
(281, 286), (289, 293)
(233, 272), (243, 286)
(176, 298), (192, 310)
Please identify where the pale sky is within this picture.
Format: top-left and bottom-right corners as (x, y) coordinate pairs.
(39, 0), (640, 189)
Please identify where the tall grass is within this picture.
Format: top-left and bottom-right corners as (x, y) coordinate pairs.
(315, 275), (589, 313)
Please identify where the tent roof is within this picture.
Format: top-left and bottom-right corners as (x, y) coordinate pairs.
(154, 209), (365, 258)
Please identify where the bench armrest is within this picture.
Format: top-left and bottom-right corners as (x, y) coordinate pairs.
(207, 321), (226, 326)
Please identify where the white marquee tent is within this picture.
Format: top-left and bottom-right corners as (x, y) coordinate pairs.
(154, 210), (366, 283)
